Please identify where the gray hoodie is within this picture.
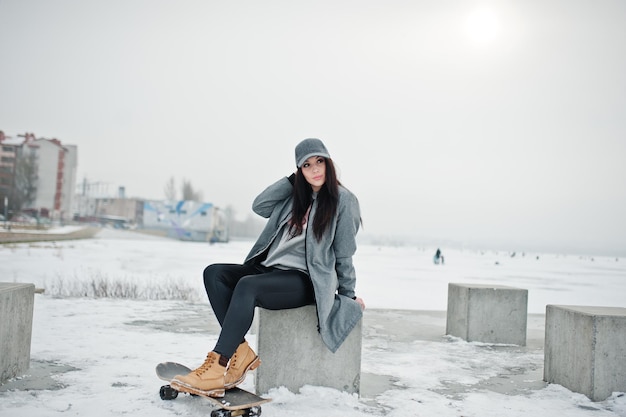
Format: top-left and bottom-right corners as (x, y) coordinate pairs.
(244, 176), (363, 352)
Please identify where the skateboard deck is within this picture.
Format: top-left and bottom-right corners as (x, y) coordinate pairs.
(156, 362), (271, 417)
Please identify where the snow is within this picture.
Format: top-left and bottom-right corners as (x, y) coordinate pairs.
(1, 228), (625, 416)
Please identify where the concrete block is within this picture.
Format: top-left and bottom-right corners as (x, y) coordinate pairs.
(544, 305), (626, 401)
(0, 282), (35, 383)
(255, 305), (361, 395)
(446, 283), (528, 345)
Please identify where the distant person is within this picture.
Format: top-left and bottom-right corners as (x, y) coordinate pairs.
(434, 248), (444, 265)
(171, 138), (365, 397)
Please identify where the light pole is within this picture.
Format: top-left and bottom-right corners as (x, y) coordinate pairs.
(3, 196), (7, 229)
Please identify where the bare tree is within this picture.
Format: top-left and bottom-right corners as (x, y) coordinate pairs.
(181, 178), (203, 202)
(164, 176), (176, 201)
(13, 148), (38, 212)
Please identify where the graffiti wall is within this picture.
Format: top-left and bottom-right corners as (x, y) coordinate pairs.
(143, 200), (227, 242)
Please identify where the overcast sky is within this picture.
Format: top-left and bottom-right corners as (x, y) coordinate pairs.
(1, 0), (625, 255)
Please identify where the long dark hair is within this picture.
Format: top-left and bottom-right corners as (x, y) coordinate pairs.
(288, 157), (340, 241)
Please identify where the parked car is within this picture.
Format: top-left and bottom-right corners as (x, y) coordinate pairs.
(10, 213), (38, 224)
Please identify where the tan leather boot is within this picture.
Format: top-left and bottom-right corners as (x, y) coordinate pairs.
(170, 351), (226, 397)
(224, 341), (261, 389)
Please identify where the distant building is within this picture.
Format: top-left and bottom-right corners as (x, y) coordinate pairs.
(0, 131), (19, 211)
(0, 131), (78, 222)
(73, 195), (228, 242)
(95, 197), (144, 228)
(27, 137), (77, 221)
(143, 200), (229, 242)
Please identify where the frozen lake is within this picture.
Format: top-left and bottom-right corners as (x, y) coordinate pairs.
(1, 228), (625, 417)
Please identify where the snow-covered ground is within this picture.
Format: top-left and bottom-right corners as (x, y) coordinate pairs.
(1, 228), (625, 416)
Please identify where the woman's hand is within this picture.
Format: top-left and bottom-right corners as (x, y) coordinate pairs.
(355, 297), (365, 311)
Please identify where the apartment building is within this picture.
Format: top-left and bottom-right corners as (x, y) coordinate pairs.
(0, 131), (78, 222)
(0, 131), (21, 216)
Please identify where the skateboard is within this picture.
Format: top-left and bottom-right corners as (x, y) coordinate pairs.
(156, 362), (271, 417)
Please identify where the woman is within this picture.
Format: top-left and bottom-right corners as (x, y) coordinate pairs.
(171, 138), (365, 397)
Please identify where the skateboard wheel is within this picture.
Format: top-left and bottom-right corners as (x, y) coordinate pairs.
(210, 409), (231, 417)
(244, 406), (262, 417)
(159, 385), (179, 400)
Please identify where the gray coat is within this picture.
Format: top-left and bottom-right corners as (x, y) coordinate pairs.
(244, 176), (363, 352)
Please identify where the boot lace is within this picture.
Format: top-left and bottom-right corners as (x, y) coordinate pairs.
(195, 353), (216, 376)
(229, 351), (239, 368)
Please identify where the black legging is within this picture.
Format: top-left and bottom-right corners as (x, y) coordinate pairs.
(203, 263), (315, 358)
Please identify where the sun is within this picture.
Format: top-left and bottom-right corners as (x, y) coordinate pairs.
(464, 7), (500, 47)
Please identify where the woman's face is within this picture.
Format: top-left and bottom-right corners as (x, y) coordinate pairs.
(301, 156), (326, 192)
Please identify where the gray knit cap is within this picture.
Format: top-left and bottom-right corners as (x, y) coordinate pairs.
(295, 138), (331, 168)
